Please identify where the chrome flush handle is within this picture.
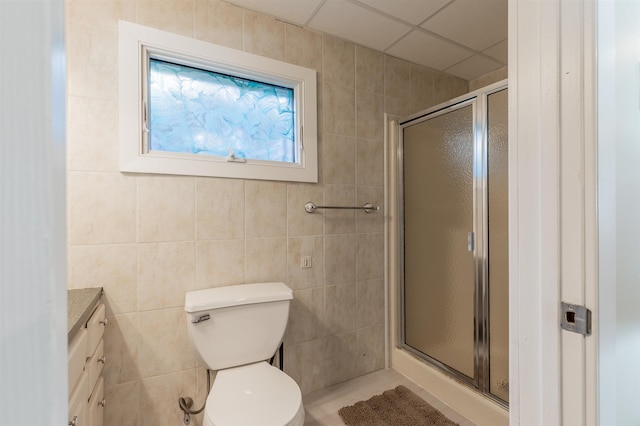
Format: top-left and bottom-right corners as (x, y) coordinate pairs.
(191, 314), (210, 324)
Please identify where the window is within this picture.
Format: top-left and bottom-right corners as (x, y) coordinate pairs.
(119, 21), (317, 182)
(148, 58), (296, 162)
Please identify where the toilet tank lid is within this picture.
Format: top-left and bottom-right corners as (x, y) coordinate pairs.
(184, 282), (293, 312)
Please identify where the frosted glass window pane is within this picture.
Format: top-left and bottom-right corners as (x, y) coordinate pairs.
(149, 58), (296, 162)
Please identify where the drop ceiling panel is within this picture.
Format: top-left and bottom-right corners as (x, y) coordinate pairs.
(386, 30), (472, 71)
(309, 0), (411, 51)
(356, 0), (452, 25)
(421, 0), (507, 51)
(444, 54), (502, 80)
(483, 39), (508, 63)
(224, 0), (323, 26)
(221, 0), (508, 82)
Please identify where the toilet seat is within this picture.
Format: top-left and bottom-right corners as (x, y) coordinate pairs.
(204, 361), (304, 426)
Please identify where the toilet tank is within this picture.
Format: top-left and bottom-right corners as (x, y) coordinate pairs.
(184, 282), (293, 371)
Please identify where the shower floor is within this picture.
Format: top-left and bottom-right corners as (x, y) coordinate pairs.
(302, 368), (476, 425)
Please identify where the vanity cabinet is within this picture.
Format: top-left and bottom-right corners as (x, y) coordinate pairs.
(68, 293), (106, 426)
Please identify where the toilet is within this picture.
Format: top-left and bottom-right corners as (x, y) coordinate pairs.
(184, 282), (304, 426)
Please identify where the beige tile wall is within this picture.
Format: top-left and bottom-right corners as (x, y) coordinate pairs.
(65, 0), (468, 424)
(469, 65), (508, 92)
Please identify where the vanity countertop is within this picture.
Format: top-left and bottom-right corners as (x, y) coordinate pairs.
(68, 287), (103, 343)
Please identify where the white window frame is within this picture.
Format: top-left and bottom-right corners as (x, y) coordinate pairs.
(119, 21), (317, 183)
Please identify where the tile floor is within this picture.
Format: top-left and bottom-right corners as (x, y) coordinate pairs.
(302, 368), (476, 425)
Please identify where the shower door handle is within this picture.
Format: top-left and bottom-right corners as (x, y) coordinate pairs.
(467, 232), (474, 252)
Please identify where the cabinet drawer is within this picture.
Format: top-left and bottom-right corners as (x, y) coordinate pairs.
(87, 339), (105, 393)
(68, 370), (88, 426)
(88, 376), (104, 426)
(86, 303), (105, 358)
(68, 327), (88, 397)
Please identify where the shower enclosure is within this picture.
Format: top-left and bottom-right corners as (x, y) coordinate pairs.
(396, 81), (508, 405)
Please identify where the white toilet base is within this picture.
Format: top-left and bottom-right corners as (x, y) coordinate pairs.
(203, 362), (304, 426)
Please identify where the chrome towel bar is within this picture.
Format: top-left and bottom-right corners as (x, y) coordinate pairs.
(304, 202), (379, 214)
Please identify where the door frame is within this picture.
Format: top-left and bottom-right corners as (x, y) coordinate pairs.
(508, 0), (597, 423)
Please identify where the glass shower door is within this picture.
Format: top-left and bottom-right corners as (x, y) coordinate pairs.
(399, 83), (509, 405)
(402, 101), (476, 381)
(487, 88), (509, 402)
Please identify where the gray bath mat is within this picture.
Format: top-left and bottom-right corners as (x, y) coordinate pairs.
(338, 385), (459, 426)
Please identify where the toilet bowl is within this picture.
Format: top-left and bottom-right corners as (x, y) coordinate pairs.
(204, 362), (304, 426)
(185, 282), (304, 426)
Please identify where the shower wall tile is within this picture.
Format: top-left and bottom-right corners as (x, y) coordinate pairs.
(325, 330), (359, 387)
(356, 233), (384, 281)
(323, 185), (356, 235)
(67, 244), (138, 315)
(324, 330), (359, 386)
(66, 0), (468, 415)
(103, 312), (140, 387)
(287, 236), (324, 290)
(286, 287), (325, 344)
(356, 139), (384, 187)
(325, 234), (357, 284)
(384, 56), (412, 100)
(66, 0), (136, 31)
(66, 23), (118, 100)
(316, 78), (325, 135)
(356, 279), (385, 328)
(194, 0), (243, 49)
(245, 181), (287, 238)
(137, 176), (195, 243)
(325, 330), (358, 358)
(316, 81), (325, 151)
(411, 66), (436, 112)
(325, 283), (357, 334)
(104, 381), (139, 426)
(285, 338), (327, 394)
(138, 369), (197, 426)
(138, 242), (195, 311)
(434, 73), (456, 105)
(196, 178), (245, 240)
(285, 24), (323, 71)
(323, 133), (355, 185)
(323, 36), (355, 89)
(356, 324), (385, 375)
(454, 77), (469, 97)
(67, 96), (119, 173)
(356, 90), (384, 141)
(243, 10), (285, 61)
(245, 237), (287, 283)
(384, 95), (413, 118)
(287, 183), (324, 236)
(136, 1), (194, 37)
(196, 239), (245, 289)
(67, 172), (136, 245)
(469, 65), (507, 92)
(356, 46), (384, 95)
(323, 82), (356, 137)
(137, 307), (195, 379)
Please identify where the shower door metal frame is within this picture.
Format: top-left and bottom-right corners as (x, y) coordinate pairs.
(396, 80), (508, 407)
